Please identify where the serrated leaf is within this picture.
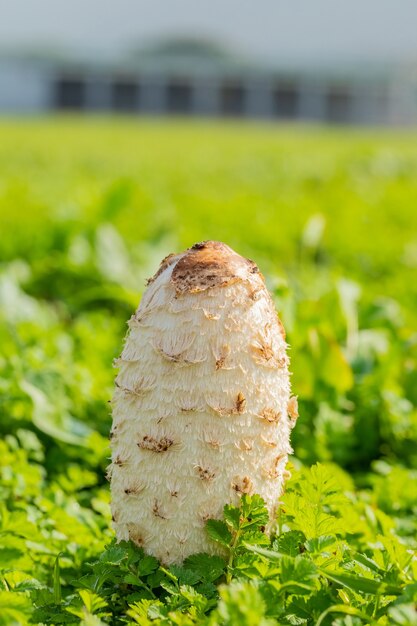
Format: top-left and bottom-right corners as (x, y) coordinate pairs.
(223, 504), (240, 530)
(281, 464), (347, 539)
(123, 573), (143, 586)
(127, 599), (165, 624)
(159, 578), (178, 595)
(205, 520), (232, 547)
(178, 584), (208, 611)
(287, 590), (332, 623)
(305, 535), (337, 554)
(240, 530), (270, 547)
(183, 554), (226, 583)
(197, 581), (218, 599)
(353, 552), (385, 575)
(240, 494), (269, 528)
(280, 556), (319, 593)
(377, 533), (413, 572)
(213, 580), (275, 625)
(169, 566), (201, 586)
(234, 552), (271, 579)
(137, 555), (159, 577)
(98, 543), (130, 565)
(11, 576), (45, 592)
(275, 531), (306, 556)
(77, 589), (108, 614)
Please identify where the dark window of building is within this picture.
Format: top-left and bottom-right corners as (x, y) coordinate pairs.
(112, 80), (139, 111)
(166, 81), (193, 113)
(220, 82), (245, 116)
(325, 87), (353, 123)
(54, 76), (86, 110)
(273, 83), (299, 118)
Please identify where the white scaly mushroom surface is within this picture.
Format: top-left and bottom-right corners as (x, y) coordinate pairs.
(110, 241), (296, 564)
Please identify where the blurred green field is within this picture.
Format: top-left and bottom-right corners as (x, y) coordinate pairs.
(1, 118), (416, 624)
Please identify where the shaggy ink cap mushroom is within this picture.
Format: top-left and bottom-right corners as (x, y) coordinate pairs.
(110, 240), (297, 564)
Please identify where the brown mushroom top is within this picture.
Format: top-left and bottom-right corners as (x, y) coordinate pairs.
(147, 241), (264, 295)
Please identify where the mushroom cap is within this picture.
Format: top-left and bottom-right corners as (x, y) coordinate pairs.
(149, 241), (261, 295)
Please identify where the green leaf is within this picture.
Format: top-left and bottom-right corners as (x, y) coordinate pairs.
(205, 520), (232, 548)
(137, 555), (159, 577)
(305, 535), (338, 554)
(211, 581), (276, 626)
(321, 340), (353, 392)
(169, 566), (201, 586)
(0, 509), (40, 540)
(244, 544), (284, 561)
(281, 464), (348, 539)
(223, 505), (241, 530)
(319, 568), (403, 596)
(0, 591), (32, 625)
(182, 554), (226, 583)
(20, 380), (91, 447)
(353, 552), (385, 575)
(97, 543), (129, 566)
(0, 547), (25, 570)
(316, 604), (378, 626)
(240, 495), (269, 529)
(280, 556), (318, 591)
(240, 530), (270, 547)
(275, 531), (306, 556)
(123, 573), (143, 586)
(127, 598), (170, 624)
(389, 604), (417, 626)
(78, 589), (108, 613)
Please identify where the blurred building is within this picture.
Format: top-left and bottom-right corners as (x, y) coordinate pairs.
(0, 39), (416, 125)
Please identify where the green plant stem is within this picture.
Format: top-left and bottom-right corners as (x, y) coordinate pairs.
(128, 566), (157, 599)
(373, 593), (380, 618)
(226, 528), (242, 584)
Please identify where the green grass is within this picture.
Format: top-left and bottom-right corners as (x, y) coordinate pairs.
(0, 117), (416, 625)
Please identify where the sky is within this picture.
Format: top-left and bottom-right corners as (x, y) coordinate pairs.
(1, 0), (417, 66)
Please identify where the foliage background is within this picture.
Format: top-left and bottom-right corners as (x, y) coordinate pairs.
(1, 118), (416, 624)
